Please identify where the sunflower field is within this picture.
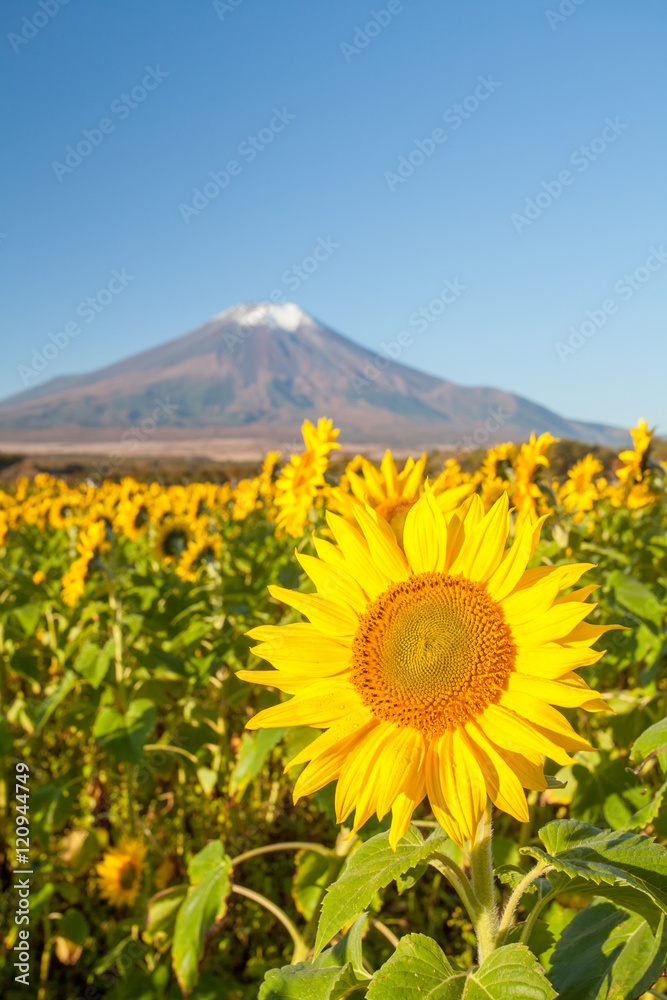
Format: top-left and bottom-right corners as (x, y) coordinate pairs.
(3, 418), (667, 1000)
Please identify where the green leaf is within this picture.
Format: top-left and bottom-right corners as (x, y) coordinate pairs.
(327, 913), (368, 977)
(521, 819), (667, 929)
(607, 569), (665, 628)
(367, 937), (555, 999)
(367, 933), (463, 998)
(93, 698), (157, 764)
(259, 961), (363, 1000)
(34, 670), (78, 735)
(314, 827), (447, 958)
(145, 885), (188, 952)
(31, 783), (73, 833)
(396, 861), (428, 895)
(172, 840), (232, 994)
(57, 908), (89, 946)
(196, 766), (218, 796)
(623, 781), (667, 832)
(11, 604), (41, 636)
(549, 899), (667, 1000)
(465, 944), (556, 1000)
(631, 717), (667, 773)
(228, 728), (286, 799)
(260, 914), (370, 999)
(293, 849), (333, 921)
(73, 639), (114, 689)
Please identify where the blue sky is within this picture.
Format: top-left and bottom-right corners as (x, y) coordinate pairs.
(1, 0), (666, 432)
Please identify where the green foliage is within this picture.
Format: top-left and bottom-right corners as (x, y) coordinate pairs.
(366, 936), (555, 999)
(172, 842), (232, 994)
(4, 460), (667, 999)
(549, 900), (667, 1000)
(314, 828), (447, 957)
(521, 819), (667, 929)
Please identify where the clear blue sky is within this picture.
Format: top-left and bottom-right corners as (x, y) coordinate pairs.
(1, 0), (666, 432)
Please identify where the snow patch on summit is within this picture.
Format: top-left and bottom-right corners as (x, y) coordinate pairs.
(220, 301), (311, 332)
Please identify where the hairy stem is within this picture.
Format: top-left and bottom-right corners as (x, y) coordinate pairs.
(428, 853), (480, 933)
(519, 887), (554, 947)
(497, 862), (552, 944)
(468, 804), (498, 964)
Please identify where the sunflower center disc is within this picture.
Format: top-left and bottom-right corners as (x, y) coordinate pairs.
(350, 572), (516, 736)
(119, 862), (137, 890)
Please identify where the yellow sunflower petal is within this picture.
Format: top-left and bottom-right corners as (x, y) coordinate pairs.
(401, 453), (428, 497)
(425, 742), (465, 845)
(462, 725), (530, 822)
(380, 451), (399, 496)
(352, 505), (410, 582)
(292, 720), (377, 800)
(296, 551), (368, 611)
(334, 723), (394, 825)
(554, 584), (599, 604)
(560, 622), (626, 646)
(389, 779), (427, 849)
(439, 729), (487, 845)
(285, 712), (375, 771)
(507, 671), (606, 710)
(481, 703), (575, 767)
(402, 487), (448, 574)
(375, 727), (426, 820)
(325, 511), (389, 599)
(268, 585), (359, 637)
(514, 642), (604, 678)
(236, 663), (349, 692)
(449, 492), (510, 582)
(246, 680), (361, 730)
(510, 600), (596, 645)
(485, 515), (548, 602)
(499, 689), (593, 752)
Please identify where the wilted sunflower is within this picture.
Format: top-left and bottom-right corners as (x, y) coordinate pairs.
(239, 491), (618, 848)
(96, 838), (146, 907)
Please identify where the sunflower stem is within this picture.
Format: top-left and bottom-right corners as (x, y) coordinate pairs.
(428, 855), (479, 933)
(468, 803), (498, 964)
(230, 884), (309, 963)
(497, 862), (552, 945)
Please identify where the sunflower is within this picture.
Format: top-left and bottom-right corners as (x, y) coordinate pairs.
(474, 443), (517, 511)
(330, 450), (473, 543)
(558, 455), (603, 521)
(239, 491), (618, 849)
(61, 519), (109, 607)
(153, 517), (192, 564)
(96, 838), (146, 907)
(512, 433), (557, 518)
(114, 497), (150, 541)
(175, 532), (222, 582)
(611, 419), (656, 509)
(273, 419), (340, 537)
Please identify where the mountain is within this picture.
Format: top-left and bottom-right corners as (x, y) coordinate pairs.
(0, 303), (628, 450)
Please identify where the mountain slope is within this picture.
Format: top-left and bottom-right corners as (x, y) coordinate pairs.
(0, 303), (628, 447)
